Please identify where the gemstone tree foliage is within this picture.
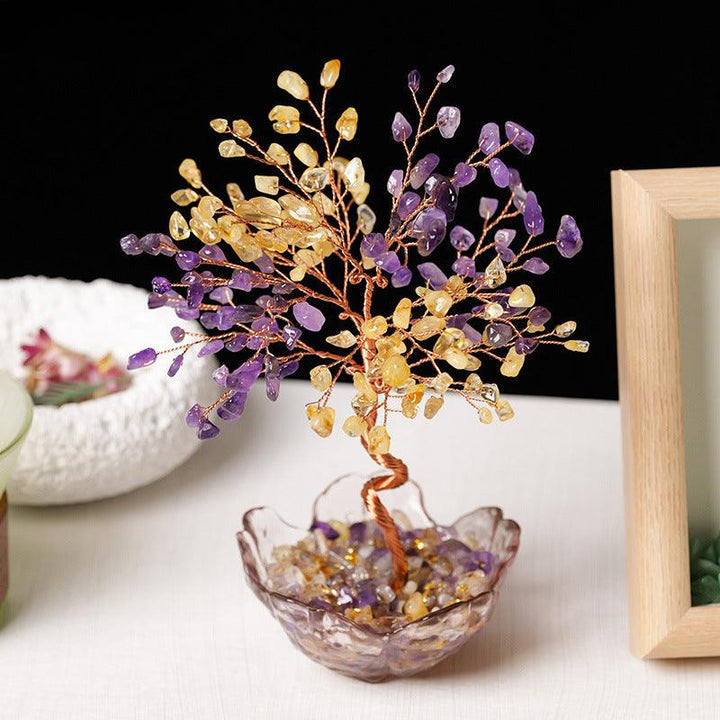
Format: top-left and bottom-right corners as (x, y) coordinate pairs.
(120, 60), (587, 590)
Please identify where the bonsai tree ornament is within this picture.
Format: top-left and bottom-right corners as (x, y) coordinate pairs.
(121, 60), (588, 678)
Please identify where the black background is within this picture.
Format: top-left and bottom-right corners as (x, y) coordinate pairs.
(6, 7), (719, 401)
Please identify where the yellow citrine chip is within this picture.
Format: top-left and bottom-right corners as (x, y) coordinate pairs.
(277, 70), (309, 101)
(209, 118), (228, 133)
(401, 382), (425, 418)
(484, 302), (504, 319)
(300, 167), (329, 192)
(424, 396), (444, 419)
(484, 256), (507, 289)
(376, 334), (405, 358)
(351, 181), (370, 205)
(478, 407), (493, 424)
(236, 197), (283, 228)
(312, 190), (335, 213)
(289, 265), (306, 282)
(278, 194), (321, 227)
(306, 405), (335, 437)
(275, 227), (303, 245)
(315, 239), (335, 258)
(353, 372), (377, 401)
(267, 143), (290, 165)
(170, 188), (200, 206)
(221, 217), (246, 243)
(424, 290), (453, 317)
(295, 248), (322, 267)
(496, 399), (515, 421)
(189, 216), (220, 245)
(336, 107), (358, 141)
(329, 156), (348, 174)
(218, 140), (246, 158)
(564, 339), (590, 352)
(406, 382), (426, 404)
(429, 372), (453, 394)
(352, 393), (375, 418)
(231, 119), (253, 138)
(169, 211), (190, 241)
(197, 195), (222, 219)
(230, 236), (261, 261)
(446, 275), (466, 294)
(443, 348), (470, 370)
(254, 175), (279, 196)
(310, 365), (332, 392)
(357, 204), (376, 234)
(555, 321), (577, 338)
(179, 158), (203, 189)
(464, 373), (483, 393)
(465, 355), (481, 372)
(392, 298), (412, 330)
(344, 157), (365, 187)
(433, 330), (455, 356)
(342, 415), (366, 437)
(362, 316), (388, 339)
(269, 105), (301, 134)
(368, 425), (391, 454)
(326, 330), (357, 348)
(320, 59), (341, 88)
(226, 183), (244, 204)
(404, 591), (428, 621)
(261, 229), (288, 253)
(508, 284), (536, 308)
(401, 396), (419, 419)
(381, 355), (411, 388)
(306, 226), (330, 243)
(411, 316), (445, 340)
(293, 142), (318, 168)
(500, 347), (525, 377)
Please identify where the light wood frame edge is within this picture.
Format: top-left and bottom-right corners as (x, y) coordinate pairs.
(611, 167), (720, 658)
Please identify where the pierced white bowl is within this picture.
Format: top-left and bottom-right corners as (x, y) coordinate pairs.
(0, 276), (218, 505)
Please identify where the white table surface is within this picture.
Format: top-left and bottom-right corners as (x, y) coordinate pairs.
(1, 380), (718, 719)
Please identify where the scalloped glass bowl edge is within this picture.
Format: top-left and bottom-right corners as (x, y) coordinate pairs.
(237, 471), (520, 682)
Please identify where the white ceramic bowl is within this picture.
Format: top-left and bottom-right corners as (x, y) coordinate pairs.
(0, 276), (218, 505)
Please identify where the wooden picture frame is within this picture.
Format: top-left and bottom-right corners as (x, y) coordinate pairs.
(612, 167), (720, 658)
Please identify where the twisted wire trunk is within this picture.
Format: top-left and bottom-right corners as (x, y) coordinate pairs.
(359, 282), (408, 592)
(360, 427), (409, 593)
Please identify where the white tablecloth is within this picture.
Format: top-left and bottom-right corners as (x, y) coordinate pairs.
(1, 380), (718, 719)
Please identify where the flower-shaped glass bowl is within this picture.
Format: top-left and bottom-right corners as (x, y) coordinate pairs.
(237, 472), (520, 681)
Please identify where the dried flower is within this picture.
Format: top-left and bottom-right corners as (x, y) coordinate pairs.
(21, 328), (130, 404)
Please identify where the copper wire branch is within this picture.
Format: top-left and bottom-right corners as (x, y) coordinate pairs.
(143, 62), (589, 594)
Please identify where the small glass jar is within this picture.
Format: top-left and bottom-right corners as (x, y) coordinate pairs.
(0, 371), (34, 606)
